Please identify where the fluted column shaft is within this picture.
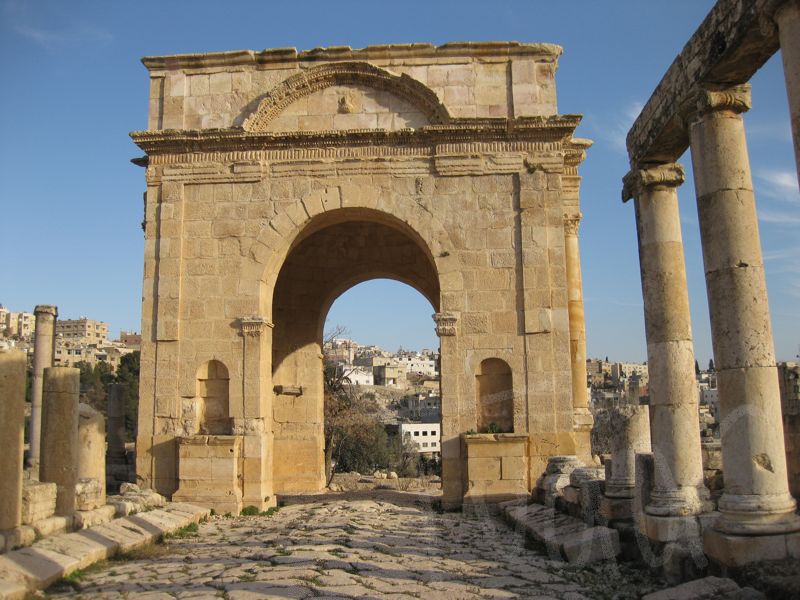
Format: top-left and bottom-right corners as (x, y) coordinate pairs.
(624, 163), (709, 517)
(688, 84), (799, 534)
(29, 304), (57, 474)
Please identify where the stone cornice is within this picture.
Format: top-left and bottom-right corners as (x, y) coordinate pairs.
(141, 41), (563, 72)
(622, 163), (685, 202)
(130, 115), (582, 157)
(564, 137), (593, 168)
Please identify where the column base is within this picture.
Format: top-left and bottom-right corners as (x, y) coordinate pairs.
(715, 492), (800, 535)
(600, 495), (633, 522)
(646, 484), (713, 517)
(704, 526), (800, 568)
(642, 512), (717, 543)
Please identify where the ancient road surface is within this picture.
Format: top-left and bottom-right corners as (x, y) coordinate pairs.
(48, 493), (662, 599)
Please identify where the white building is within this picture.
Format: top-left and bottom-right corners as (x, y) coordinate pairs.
(400, 422), (441, 454)
(338, 364), (374, 386)
(396, 355), (437, 377)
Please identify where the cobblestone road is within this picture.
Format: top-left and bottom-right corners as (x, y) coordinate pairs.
(48, 493), (662, 599)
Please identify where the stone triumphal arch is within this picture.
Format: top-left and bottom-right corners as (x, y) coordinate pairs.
(131, 42), (592, 511)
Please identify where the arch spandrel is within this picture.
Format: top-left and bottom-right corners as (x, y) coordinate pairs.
(242, 62), (451, 133)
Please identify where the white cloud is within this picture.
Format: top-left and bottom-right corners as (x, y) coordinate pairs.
(587, 100), (645, 155)
(755, 168), (800, 202)
(3, 1), (112, 48)
(758, 209), (800, 225)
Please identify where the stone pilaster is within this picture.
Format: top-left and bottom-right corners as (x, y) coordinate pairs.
(0, 350), (26, 538)
(29, 304), (57, 475)
(774, 0), (800, 185)
(434, 312), (462, 509)
(623, 163), (710, 519)
(688, 84), (799, 535)
(563, 213), (593, 452)
(40, 367), (80, 517)
(238, 316), (276, 510)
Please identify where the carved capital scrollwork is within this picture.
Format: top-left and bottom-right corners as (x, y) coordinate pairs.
(563, 213), (582, 236)
(691, 84), (752, 119)
(239, 316), (274, 337)
(432, 312), (458, 337)
(622, 162), (685, 202)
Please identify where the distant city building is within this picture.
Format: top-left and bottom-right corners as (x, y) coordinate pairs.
(56, 317), (109, 344)
(400, 422), (441, 455)
(337, 364), (374, 386)
(778, 362), (800, 416)
(407, 390), (441, 421)
(118, 330), (142, 349)
(373, 364), (406, 388)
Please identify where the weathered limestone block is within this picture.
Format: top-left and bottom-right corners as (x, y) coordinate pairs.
(0, 350), (26, 535)
(77, 404), (106, 507)
(39, 368), (79, 517)
(20, 482), (56, 526)
(106, 383), (127, 465)
(537, 455), (583, 507)
(75, 479), (103, 512)
(603, 405), (651, 499)
(463, 434), (529, 508)
(641, 576), (763, 600)
(173, 435), (242, 515)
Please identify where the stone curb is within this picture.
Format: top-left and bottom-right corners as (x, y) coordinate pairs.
(0, 502), (210, 599)
(499, 498), (620, 564)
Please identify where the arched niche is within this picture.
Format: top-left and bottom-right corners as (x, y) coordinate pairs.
(196, 360), (231, 435)
(476, 358), (514, 433)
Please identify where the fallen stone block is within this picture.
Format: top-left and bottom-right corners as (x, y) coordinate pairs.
(73, 505), (116, 530)
(501, 501), (620, 564)
(0, 577), (27, 600)
(31, 516), (69, 539)
(642, 576), (764, 600)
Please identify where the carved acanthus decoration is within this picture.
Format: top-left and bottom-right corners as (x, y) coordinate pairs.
(690, 84), (752, 119)
(239, 316), (273, 337)
(433, 312), (458, 337)
(242, 62), (451, 132)
(563, 213), (582, 236)
(622, 162), (685, 202)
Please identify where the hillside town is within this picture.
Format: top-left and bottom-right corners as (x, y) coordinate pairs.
(0, 304), (141, 371)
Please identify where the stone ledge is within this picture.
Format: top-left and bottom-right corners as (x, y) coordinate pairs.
(499, 499), (620, 563)
(0, 502), (210, 598)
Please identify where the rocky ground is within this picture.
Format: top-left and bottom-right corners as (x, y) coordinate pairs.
(46, 491), (668, 599)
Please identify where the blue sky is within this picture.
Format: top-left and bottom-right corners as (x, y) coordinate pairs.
(1, 0), (797, 363)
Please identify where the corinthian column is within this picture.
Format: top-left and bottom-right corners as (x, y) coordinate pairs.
(29, 304), (57, 475)
(688, 84), (799, 535)
(622, 163), (710, 519)
(563, 214), (592, 434)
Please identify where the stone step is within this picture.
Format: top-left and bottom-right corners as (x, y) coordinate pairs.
(0, 501), (210, 599)
(499, 499), (620, 564)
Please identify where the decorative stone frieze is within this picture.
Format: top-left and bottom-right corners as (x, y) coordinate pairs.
(243, 62), (451, 132)
(432, 312), (458, 337)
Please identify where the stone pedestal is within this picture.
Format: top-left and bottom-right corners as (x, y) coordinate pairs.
(39, 367), (79, 517)
(600, 405), (651, 524)
(623, 163), (710, 518)
(0, 350), (26, 549)
(689, 84), (800, 538)
(29, 305), (57, 475)
(78, 404), (106, 508)
(173, 435), (243, 515)
(462, 433), (529, 510)
(536, 454), (583, 507)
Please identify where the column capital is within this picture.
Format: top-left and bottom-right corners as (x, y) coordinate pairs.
(563, 213), (582, 236)
(622, 162), (685, 202)
(688, 84), (751, 121)
(432, 312), (457, 337)
(238, 315), (274, 337)
(34, 305), (58, 318)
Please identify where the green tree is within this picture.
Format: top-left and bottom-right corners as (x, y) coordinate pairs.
(115, 351), (140, 441)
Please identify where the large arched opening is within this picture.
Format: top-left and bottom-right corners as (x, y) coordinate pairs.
(269, 210), (440, 493)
